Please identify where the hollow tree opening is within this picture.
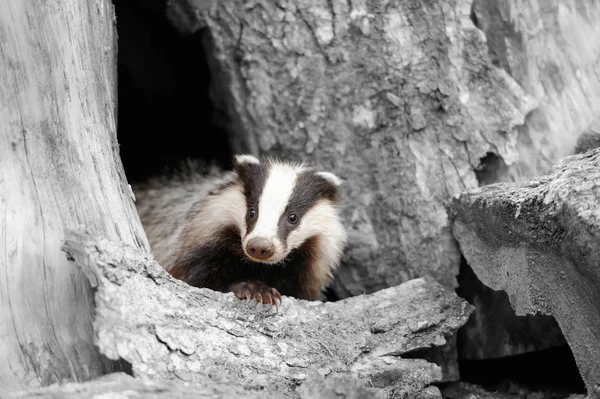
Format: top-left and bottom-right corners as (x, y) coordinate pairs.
(113, 0), (232, 183)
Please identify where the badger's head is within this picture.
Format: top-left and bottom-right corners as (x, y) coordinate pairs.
(233, 154), (346, 268)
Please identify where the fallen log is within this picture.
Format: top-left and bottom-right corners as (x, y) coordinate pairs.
(60, 230), (473, 398)
(449, 148), (600, 398)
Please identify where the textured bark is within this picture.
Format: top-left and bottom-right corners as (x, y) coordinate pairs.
(457, 0), (600, 362)
(0, 0), (148, 390)
(166, 0), (538, 296)
(9, 375), (586, 399)
(442, 382), (586, 399)
(4, 373), (287, 399)
(448, 148), (600, 398)
(62, 230), (473, 398)
(473, 0), (600, 175)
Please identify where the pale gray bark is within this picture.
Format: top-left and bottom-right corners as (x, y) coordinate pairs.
(449, 148), (600, 397)
(60, 230), (473, 398)
(473, 0), (600, 175)
(0, 0), (149, 390)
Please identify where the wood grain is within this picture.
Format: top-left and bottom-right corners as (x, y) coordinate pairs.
(0, 0), (148, 389)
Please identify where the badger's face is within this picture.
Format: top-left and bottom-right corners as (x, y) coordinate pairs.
(233, 154), (345, 264)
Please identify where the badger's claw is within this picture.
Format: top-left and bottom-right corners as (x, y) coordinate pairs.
(228, 280), (282, 309)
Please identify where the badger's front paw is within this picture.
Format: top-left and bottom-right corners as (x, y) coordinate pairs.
(228, 280), (282, 307)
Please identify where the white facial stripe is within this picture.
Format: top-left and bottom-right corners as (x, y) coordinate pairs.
(242, 162), (305, 261)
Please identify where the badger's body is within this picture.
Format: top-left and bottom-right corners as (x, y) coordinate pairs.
(134, 155), (346, 303)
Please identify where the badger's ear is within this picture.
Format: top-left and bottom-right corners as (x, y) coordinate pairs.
(233, 154), (262, 183)
(315, 171), (343, 187)
(233, 154), (260, 167)
(233, 154), (260, 175)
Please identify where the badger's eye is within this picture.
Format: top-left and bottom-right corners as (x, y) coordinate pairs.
(248, 207), (257, 219)
(287, 213), (298, 224)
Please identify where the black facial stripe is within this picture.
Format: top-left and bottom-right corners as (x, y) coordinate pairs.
(277, 170), (340, 243)
(234, 160), (270, 235)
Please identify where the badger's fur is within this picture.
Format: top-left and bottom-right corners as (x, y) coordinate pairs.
(134, 155), (346, 303)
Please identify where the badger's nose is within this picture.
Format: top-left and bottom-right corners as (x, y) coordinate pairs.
(246, 237), (274, 260)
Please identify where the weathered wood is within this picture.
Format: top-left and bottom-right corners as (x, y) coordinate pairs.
(10, 374), (587, 399)
(473, 0), (600, 175)
(448, 0), (600, 362)
(448, 148), (600, 398)
(442, 382), (585, 399)
(0, 0), (148, 390)
(62, 230), (473, 398)
(166, 0), (539, 295)
(4, 373), (288, 399)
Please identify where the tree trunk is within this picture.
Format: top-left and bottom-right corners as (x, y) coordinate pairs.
(0, 0), (148, 390)
(166, 0), (539, 297)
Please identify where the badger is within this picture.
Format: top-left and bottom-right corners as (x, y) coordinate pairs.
(134, 154), (347, 305)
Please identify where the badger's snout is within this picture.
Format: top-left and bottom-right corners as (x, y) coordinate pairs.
(245, 237), (275, 261)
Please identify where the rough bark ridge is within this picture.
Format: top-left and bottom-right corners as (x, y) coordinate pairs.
(0, 0), (148, 390)
(473, 0), (600, 175)
(61, 230), (473, 398)
(448, 148), (600, 397)
(167, 0), (537, 295)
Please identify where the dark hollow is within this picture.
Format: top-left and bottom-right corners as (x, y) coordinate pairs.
(474, 152), (511, 186)
(455, 259), (586, 394)
(113, 0), (232, 184)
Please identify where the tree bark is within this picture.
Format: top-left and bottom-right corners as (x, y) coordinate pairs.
(448, 148), (600, 397)
(472, 0), (600, 175)
(0, 0), (148, 390)
(166, 0), (539, 297)
(61, 230), (473, 399)
(4, 373), (289, 399)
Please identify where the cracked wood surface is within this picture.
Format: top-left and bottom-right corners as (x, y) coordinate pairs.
(62, 230), (473, 398)
(166, 0), (539, 296)
(448, 148), (600, 398)
(0, 0), (149, 390)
